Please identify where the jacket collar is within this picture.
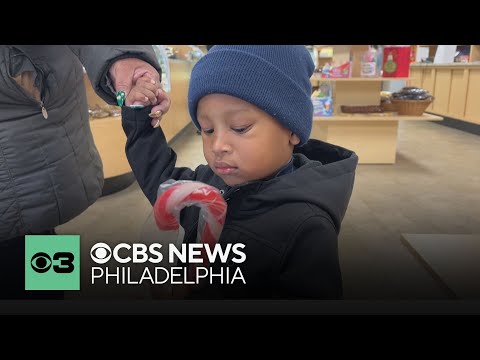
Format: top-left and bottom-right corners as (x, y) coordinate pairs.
(222, 157), (295, 199)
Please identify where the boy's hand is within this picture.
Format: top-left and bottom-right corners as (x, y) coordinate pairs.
(149, 86), (171, 127)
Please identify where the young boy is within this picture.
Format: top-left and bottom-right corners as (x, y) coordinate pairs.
(121, 45), (358, 299)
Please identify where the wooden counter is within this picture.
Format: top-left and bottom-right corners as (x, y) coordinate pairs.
(84, 76), (132, 195)
(156, 59), (194, 143)
(409, 63), (480, 124)
(312, 113), (442, 164)
(85, 59), (195, 194)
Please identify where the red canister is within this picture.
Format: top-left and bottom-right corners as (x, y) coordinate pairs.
(382, 45), (411, 78)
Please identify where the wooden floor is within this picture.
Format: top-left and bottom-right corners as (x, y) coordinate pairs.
(58, 120), (480, 300)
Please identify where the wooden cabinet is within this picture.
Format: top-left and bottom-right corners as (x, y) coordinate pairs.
(409, 45), (480, 124)
(84, 75), (131, 181)
(409, 63), (480, 124)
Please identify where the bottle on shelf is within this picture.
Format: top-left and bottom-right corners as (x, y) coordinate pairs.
(360, 46), (378, 77)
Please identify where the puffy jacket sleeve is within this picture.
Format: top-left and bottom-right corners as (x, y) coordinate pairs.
(121, 106), (215, 205)
(68, 45), (161, 104)
(276, 215), (343, 299)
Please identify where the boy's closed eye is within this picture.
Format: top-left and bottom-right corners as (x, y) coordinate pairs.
(202, 125), (253, 135)
(232, 125), (252, 133)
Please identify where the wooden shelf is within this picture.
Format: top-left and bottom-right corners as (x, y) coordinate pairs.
(311, 75), (410, 82)
(314, 113), (443, 122)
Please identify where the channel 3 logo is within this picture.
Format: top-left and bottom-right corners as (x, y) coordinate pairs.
(25, 235), (80, 291)
(31, 252), (75, 273)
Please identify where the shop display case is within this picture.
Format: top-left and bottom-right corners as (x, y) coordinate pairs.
(310, 45), (442, 164)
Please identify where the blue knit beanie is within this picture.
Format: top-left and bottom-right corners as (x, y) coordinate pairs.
(188, 45), (315, 145)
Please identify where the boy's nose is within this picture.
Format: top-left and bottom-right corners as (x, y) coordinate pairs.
(211, 133), (232, 154)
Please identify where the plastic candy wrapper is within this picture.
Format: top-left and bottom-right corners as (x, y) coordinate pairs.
(153, 179), (227, 259)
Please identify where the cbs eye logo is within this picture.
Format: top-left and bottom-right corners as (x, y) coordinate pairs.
(30, 251), (75, 273)
(90, 243), (112, 264)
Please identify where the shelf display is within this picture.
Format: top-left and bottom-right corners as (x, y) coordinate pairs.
(311, 83), (333, 116)
(382, 45), (411, 78)
(320, 61), (351, 78)
(360, 47), (379, 77)
(309, 45), (442, 164)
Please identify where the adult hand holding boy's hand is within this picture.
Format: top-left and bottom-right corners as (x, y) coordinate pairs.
(110, 58), (171, 124)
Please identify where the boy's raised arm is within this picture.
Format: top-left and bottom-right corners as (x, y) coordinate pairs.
(121, 106), (206, 205)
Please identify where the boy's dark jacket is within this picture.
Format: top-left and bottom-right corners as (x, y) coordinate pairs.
(122, 107), (358, 299)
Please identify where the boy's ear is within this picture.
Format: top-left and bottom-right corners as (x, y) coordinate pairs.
(289, 133), (301, 146)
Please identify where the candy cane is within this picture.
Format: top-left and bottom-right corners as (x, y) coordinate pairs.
(153, 180), (227, 282)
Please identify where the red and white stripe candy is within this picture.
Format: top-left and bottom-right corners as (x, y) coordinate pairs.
(153, 180), (227, 250)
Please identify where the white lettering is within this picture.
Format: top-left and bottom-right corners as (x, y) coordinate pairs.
(91, 267), (104, 284)
(133, 244), (148, 263)
(169, 243), (186, 263)
(90, 266), (245, 285)
(189, 243), (204, 263)
(231, 243), (246, 263)
(204, 243), (230, 263)
(148, 244), (163, 263)
(170, 266), (186, 284)
(155, 267), (169, 284)
(139, 267), (154, 283)
(113, 243), (131, 263)
(231, 267), (246, 284)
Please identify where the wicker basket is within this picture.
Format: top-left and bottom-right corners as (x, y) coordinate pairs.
(391, 99), (433, 116)
(381, 102), (397, 112)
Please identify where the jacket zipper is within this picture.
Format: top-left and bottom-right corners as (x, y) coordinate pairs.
(222, 182), (257, 202)
(40, 100), (48, 119)
(11, 77), (48, 119)
(34, 63), (48, 119)
(9, 49), (48, 119)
